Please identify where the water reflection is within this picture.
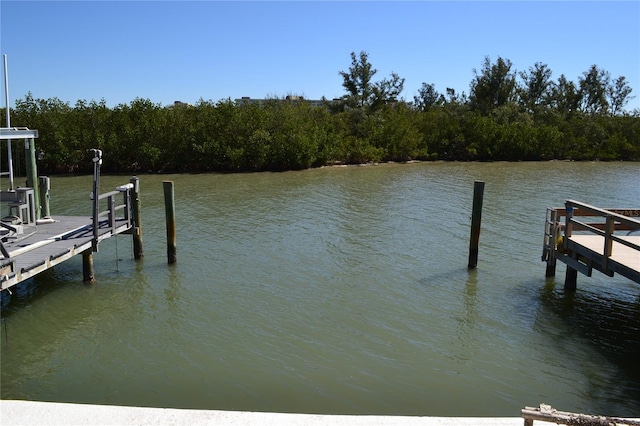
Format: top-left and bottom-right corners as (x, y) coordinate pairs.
(537, 279), (640, 413)
(165, 273), (180, 302)
(459, 269), (479, 333)
(2, 162), (640, 415)
(450, 269), (479, 364)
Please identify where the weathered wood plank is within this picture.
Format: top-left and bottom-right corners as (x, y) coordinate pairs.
(549, 207), (640, 218)
(522, 404), (640, 425)
(1, 215), (132, 290)
(571, 235), (640, 273)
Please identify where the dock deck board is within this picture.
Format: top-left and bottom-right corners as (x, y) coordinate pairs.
(571, 234), (640, 278)
(1, 215), (132, 290)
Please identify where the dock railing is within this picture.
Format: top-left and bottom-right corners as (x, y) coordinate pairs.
(0, 178), (140, 289)
(543, 200), (640, 284)
(92, 183), (134, 250)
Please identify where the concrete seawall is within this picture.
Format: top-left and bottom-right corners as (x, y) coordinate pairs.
(1, 400), (528, 425)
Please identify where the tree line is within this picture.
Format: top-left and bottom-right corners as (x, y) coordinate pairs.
(3, 52), (639, 175)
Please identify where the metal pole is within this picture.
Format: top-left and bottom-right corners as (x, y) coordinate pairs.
(3, 54), (15, 191)
(90, 149), (102, 251)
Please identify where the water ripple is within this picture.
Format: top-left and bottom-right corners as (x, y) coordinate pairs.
(2, 162), (640, 415)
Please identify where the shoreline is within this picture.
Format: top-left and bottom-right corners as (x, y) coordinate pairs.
(17, 158), (638, 179)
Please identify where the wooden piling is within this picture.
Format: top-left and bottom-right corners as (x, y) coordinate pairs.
(468, 181), (485, 269)
(130, 176), (144, 259)
(545, 256), (557, 277)
(82, 249), (95, 282)
(25, 138), (41, 220)
(564, 266), (578, 291)
(163, 181), (177, 264)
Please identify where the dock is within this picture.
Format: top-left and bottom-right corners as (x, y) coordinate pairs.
(1, 210), (134, 291)
(542, 200), (640, 290)
(1, 127), (142, 292)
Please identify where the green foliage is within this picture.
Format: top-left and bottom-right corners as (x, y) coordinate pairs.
(6, 54), (639, 175)
(579, 65), (610, 115)
(550, 75), (582, 118)
(374, 105), (426, 161)
(608, 76), (634, 116)
(339, 51), (377, 110)
(338, 51), (405, 113)
(414, 83), (441, 111)
(518, 62), (553, 114)
(469, 56), (517, 115)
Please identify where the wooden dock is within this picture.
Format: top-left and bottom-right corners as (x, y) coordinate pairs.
(1, 181), (140, 292)
(542, 200), (640, 290)
(1, 127), (143, 292)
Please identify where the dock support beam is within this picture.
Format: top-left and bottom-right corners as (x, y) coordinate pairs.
(545, 256), (557, 277)
(82, 249), (95, 283)
(468, 181), (485, 269)
(130, 176), (143, 259)
(163, 181), (177, 264)
(564, 265), (577, 291)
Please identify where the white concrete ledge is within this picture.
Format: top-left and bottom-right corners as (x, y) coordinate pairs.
(1, 400), (527, 425)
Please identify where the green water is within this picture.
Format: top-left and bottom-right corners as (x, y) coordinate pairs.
(1, 161), (639, 416)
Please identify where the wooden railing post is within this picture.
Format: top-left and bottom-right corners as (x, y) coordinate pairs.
(121, 188), (131, 223)
(603, 214), (615, 270)
(108, 194), (116, 233)
(563, 201), (574, 250)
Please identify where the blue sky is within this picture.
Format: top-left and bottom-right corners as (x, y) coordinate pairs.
(1, 1), (639, 111)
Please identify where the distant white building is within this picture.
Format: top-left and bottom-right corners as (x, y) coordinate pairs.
(168, 101), (192, 108)
(234, 96), (334, 108)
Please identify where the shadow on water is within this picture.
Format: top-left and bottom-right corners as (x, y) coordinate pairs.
(537, 278), (640, 410)
(416, 267), (479, 323)
(0, 267), (81, 313)
(0, 256), (147, 344)
(0, 267), (87, 353)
